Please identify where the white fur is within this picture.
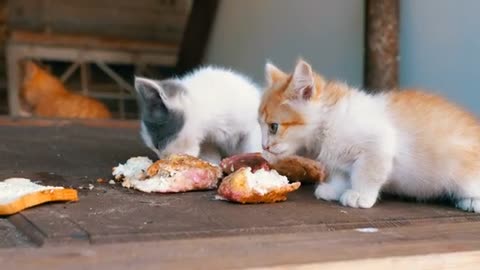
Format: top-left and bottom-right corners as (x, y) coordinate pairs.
(141, 66), (262, 164)
(303, 90), (396, 209)
(262, 61), (480, 212)
(290, 89), (480, 212)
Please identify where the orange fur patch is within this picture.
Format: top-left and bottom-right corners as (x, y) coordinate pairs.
(22, 61), (111, 119)
(260, 76), (306, 137)
(322, 80), (350, 106)
(388, 90), (480, 177)
(260, 61), (351, 138)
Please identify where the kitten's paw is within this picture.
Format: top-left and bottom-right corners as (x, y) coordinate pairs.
(456, 198), (480, 213)
(340, 189), (377, 208)
(314, 184), (341, 201)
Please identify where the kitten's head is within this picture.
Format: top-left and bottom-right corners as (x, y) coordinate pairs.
(135, 77), (186, 157)
(259, 59), (326, 160)
(22, 61), (65, 105)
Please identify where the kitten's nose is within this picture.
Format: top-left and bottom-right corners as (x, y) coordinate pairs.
(262, 144), (270, 151)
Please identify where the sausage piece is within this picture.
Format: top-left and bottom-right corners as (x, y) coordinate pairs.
(220, 152), (271, 174)
(270, 155), (327, 184)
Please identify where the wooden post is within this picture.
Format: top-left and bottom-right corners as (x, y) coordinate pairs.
(6, 44), (21, 117)
(176, 0), (219, 75)
(364, 0), (399, 91)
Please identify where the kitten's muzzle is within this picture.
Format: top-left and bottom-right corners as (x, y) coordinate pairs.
(263, 146), (285, 156)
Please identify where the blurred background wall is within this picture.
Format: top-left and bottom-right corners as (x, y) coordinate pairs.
(206, 0), (480, 115)
(0, 0), (479, 116)
(399, 0), (480, 115)
(204, 0), (365, 87)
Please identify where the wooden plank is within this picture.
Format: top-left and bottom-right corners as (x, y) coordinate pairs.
(0, 217), (33, 248)
(7, 214), (45, 246)
(7, 43), (177, 66)
(85, 92), (136, 101)
(41, 0), (191, 13)
(250, 251), (480, 270)
(6, 31), (178, 116)
(0, 117), (139, 128)
(176, 0), (219, 74)
(1, 222), (480, 269)
(364, 0), (399, 91)
(0, 121), (479, 245)
(95, 61), (135, 94)
(6, 43), (20, 116)
(60, 61), (80, 82)
(7, 0), (191, 43)
(10, 31), (179, 53)
(2, 120), (480, 270)
(8, 207), (89, 247)
(8, 0), (191, 20)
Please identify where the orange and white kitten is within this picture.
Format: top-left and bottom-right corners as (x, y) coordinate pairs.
(22, 61), (111, 119)
(259, 59), (480, 212)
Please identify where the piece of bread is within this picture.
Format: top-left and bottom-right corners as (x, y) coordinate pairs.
(113, 154), (222, 193)
(220, 152), (327, 184)
(0, 178), (78, 216)
(112, 156), (153, 181)
(217, 167), (301, 204)
(270, 155), (327, 184)
(220, 152), (271, 174)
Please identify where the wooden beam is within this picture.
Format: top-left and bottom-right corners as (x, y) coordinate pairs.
(176, 0), (219, 75)
(2, 222), (480, 269)
(364, 0), (399, 91)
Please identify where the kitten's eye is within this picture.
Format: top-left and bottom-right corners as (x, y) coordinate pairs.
(269, 123), (279, 135)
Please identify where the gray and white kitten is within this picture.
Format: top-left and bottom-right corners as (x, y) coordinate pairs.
(134, 66), (262, 164)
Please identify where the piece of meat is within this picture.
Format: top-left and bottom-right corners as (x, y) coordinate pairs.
(270, 155), (327, 184)
(113, 154), (222, 193)
(217, 167), (301, 204)
(220, 152), (271, 174)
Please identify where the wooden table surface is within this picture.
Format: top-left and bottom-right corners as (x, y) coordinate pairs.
(1, 118), (480, 269)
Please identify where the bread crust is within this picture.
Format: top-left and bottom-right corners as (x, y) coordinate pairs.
(117, 154), (223, 193)
(0, 188), (78, 216)
(147, 154), (222, 179)
(271, 155), (327, 184)
(217, 167), (301, 204)
(220, 152), (270, 174)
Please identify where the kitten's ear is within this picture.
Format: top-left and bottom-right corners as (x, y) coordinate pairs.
(24, 61), (39, 80)
(135, 77), (167, 104)
(290, 59), (315, 101)
(135, 77), (169, 118)
(265, 62), (286, 86)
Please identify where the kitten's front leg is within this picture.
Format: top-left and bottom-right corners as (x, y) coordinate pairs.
(340, 151), (393, 208)
(239, 126), (262, 154)
(164, 137), (201, 158)
(199, 142), (222, 165)
(315, 171), (350, 201)
(180, 143), (201, 157)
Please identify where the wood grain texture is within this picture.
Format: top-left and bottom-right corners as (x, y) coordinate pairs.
(0, 116), (139, 128)
(8, 206), (90, 247)
(0, 120), (479, 244)
(249, 251), (480, 270)
(1, 120), (480, 269)
(7, 0), (191, 43)
(1, 222), (480, 269)
(0, 189), (78, 216)
(365, 0), (399, 91)
(10, 31), (178, 53)
(0, 218), (32, 248)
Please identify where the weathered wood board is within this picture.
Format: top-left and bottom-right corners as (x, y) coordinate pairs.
(1, 118), (480, 269)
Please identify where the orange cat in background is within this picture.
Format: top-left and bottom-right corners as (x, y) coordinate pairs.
(21, 61), (111, 119)
(259, 59), (480, 213)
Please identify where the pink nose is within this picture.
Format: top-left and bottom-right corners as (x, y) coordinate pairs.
(262, 145), (270, 151)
